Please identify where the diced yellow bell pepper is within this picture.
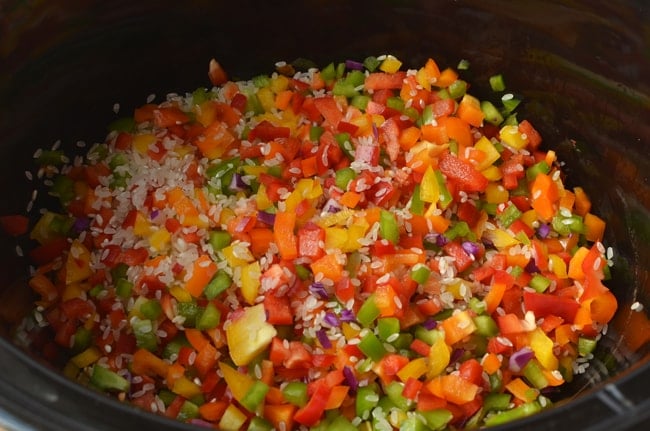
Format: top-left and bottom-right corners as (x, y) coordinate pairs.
(346, 222), (368, 251)
(222, 243), (255, 267)
(520, 209), (538, 227)
(149, 227), (171, 252)
(499, 125), (528, 150)
(270, 75), (290, 94)
(132, 133), (156, 155)
(171, 375), (202, 399)
(427, 336), (451, 378)
(473, 136), (501, 171)
(219, 404), (248, 431)
(66, 240), (93, 285)
(255, 184), (273, 211)
(483, 228), (519, 249)
(219, 362), (254, 404)
(317, 209), (355, 228)
(481, 165), (502, 181)
(420, 166), (440, 203)
(133, 211), (152, 236)
(240, 261), (261, 305)
(169, 285), (193, 303)
(71, 346), (102, 368)
(257, 87), (275, 112)
(342, 322), (361, 340)
(226, 303), (277, 366)
(549, 254), (568, 279)
(397, 357), (429, 382)
(485, 183), (509, 204)
(529, 327), (559, 371)
(325, 227), (349, 251)
(379, 55), (403, 73)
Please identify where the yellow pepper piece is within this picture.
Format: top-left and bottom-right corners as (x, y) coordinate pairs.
(169, 285), (192, 303)
(481, 165), (502, 181)
(65, 240), (93, 285)
(219, 404), (248, 431)
(133, 212), (152, 236)
(71, 346), (102, 368)
(549, 254), (568, 278)
(325, 227), (349, 251)
(427, 336), (451, 378)
(256, 87), (275, 112)
(132, 133), (156, 155)
(240, 261), (261, 305)
(171, 375), (203, 399)
(529, 327), (559, 371)
(420, 166), (440, 203)
(397, 357), (429, 382)
(483, 228), (519, 248)
(149, 227), (171, 252)
(473, 136), (501, 171)
(226, 303), (277, 366)
(222, 243), (254, 267)
(379, 55), (403, 73)
(219, 362), (254, 404)
(485, 183), (509, 204)
(270, 75), (290, 94)
(499, 125), (528, 150)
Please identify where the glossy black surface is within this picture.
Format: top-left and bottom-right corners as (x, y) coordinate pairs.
(0, 1), (649, 430)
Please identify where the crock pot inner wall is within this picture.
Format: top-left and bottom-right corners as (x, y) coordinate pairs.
(0, 1), (648, 430)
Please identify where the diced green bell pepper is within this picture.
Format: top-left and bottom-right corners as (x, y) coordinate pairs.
(90, 364), (130, 392)
(204, 269), (232, 300)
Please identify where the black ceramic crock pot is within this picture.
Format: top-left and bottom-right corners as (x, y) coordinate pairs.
(0, 0), (649, 430)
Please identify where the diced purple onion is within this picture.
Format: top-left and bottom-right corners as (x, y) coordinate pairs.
(149, 209), (160, 220)
(372, 123), (379, 139)
(73, 217), (90, 233)
(343, 366), (359, 393)
(461, 241), (480, 257)
(339, 309), (356, 322)
(316, 329), (332, 349)
(450, 348), (465, 364)
(345, 59), (365, 70)
(257, 210), (276, 226)
(436, 234), (449, 247)
(525, 258), (540, 274)
(323, 198), (342, 213)
(309, 282), (329, 299)
(482, 237), (495, 249)
(537, 223), (551, 238)
(189, 419), (214, 428)
(509, 347), (534, 373)
(323, 312), (340, 327)
(228, 172), (248, 192)
(422, 318), (438, 330)
(424, 233), (448, 247)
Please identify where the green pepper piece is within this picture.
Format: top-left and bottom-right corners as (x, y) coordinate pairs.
(358, 331), (387, 361)
(295, 264), (312, 281)
(111, 262), (129, 281)
(240, 380), (270, 412)
(410, 264), (431, 285)
(420, 409), (454, 430)
(327, 415), (358, 431)
(252, 74), (271, 88)
(468, 297), (487, 315)
(204, 269), (232, 300)
(501, 94), (521, 115)
(247, 417), (274, 431)
(351, 94), (371, 111)
(191, 87), (210, 105)
(386, 96), (405, 112)
(356, 385), (379, 418)
(385, 381), (413, 411)
(177, 400), (200, 421)
(115, 278), (134, 299)
(410, 184), (425, 216)
(335, 167), (356, 190)
(196, 302), (221, 330)
(282, 381), (308, 407)
(140, 299), (163, 320)
(497, 203), (522, 228)
(36, 149), (67, 166)
(379, 209), (399, 244)
(481, 100), (504, 126)
(357, 294), (381, 327)
(529, 274), (552, 293)
(377, 317), (400, 342)
(489, 74), (506, 92)
(363, 56), (381, 72)
(399, 414), (427, 431)
(444, 221), (471, 241)
(473, 315), (499, 337)
(163, 335), (190, 360)
(523, 359), (549, 389)
(72, 326), (93, 353)
(321, 63), (337, 83)
(51, 175), (76, 206)
(420, 104), (435, 126)
(132, 317), (158, 351)
(245, 93), (264, 115)
(434, 170), (453, 209)
(489, 372), (503, 392)
(335, 62), (346, 79)
(448, 80), (467, 99)
(578, 336), (598, 357)
(333, 81), (359, 98)
(526, 161), (551, 182)
(209, 231), (232, 252)
(483, 401), (542, 426)
(90, 365), (130, 392)
(345, 70), (366, 87)
(483, 392), (512, 412)
(176, 302), (200, 327)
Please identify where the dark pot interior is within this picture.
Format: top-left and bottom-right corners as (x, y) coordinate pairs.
(0, 1), (649, 430)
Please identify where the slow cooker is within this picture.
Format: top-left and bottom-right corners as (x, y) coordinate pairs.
(0, 1), (648, 430)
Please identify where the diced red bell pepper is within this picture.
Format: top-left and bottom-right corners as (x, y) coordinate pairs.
(439, 151), (488, 193)
(523, 290), (580, 323)
(248, 120), (291, 141)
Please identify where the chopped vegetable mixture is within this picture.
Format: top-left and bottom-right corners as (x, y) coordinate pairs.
(13, 54), (618, 430)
